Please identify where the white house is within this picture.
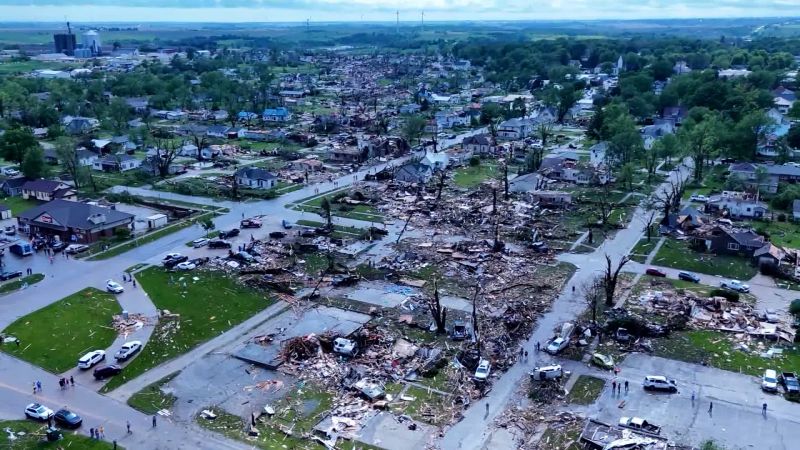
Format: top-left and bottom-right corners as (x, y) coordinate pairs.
(462, 134), (494, 155)
(497, 118), (535, 139)
(421, 152), (449, 171)
(235, 167), (278, 189)
(93, 154), (142, 172)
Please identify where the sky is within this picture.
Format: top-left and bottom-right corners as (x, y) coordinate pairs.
(1, 0), (800, 22)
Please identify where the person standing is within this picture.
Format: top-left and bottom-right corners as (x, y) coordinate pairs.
(36, 380), (41, 392)
(90, 428), (95, 439)
(708, 402), (713, 413)
(624, 380), (629, 392)
(763, 402), (768, 416)
(70, 376), (74, 387)
(98, 425), (104, 438)
(612, 380), (617, 393)
(126, 420), (131, 434)
(524, 350), (529, 362)
(152, 415), (157, 427)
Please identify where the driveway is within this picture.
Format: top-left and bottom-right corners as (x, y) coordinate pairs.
(586, 353), (800, 450)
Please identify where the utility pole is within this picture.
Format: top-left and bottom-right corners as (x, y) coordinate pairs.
(421, 11), (424, 32)
(396, 10), (399, 34)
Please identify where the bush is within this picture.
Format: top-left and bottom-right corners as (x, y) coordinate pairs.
(469, 156), (480, 166)
(709, 289), (740, 302)
(115, 227), (132, 240)
(778, 213), (787, 222)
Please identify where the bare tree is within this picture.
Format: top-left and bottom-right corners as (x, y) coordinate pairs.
(190, 131), (209, 162)
(603, 254), (631, 306)
(593, 184), (616, 227)
(582, 277), (605, 325)
(434, 168), (448, 208)
(320, 197), (333, 230)
(428, 279), (447, 334)
(396, 211), (416, 244)
(153, 139), (180, 178)
(472, 284), (481, 355)
(537, 122), (553, 148)
(54, 137), (83, 188)
(502, 160), (510, 200)
(652, 176), (686, 221)
(638, 199), (660, 242)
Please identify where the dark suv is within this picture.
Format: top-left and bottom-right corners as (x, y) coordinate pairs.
(218, 228), (240, 239)
(208, 239), (232, 249)
(164, 255), (189, 268)
(93, 365), (122, 380)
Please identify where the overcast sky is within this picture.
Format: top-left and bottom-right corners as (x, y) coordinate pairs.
(1, 0), (799, 22)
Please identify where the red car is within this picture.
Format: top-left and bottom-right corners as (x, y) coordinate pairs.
(646, 268), (667, 277)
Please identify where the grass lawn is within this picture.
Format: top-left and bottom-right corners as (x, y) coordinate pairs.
(393, 385), (452, 426)
(630, 237), (659, 263)
(1, 196), (41, 215)
(651, 239), (758, 280)
(0, 288), (121, 374)
(101, 268), (274, 392)
(567, 375), (605, 405)
(291, 192), (384, 223)
(294, 220), (368, 239)
(753, 221), (800, 249)
(452, 163), (500, 188)
(0, 420), (119, 449)
(652, 330), (800, 378)
(127, 372), (180, 414)
(0, 273), (44, 294)
(196, 384), (332, 450)
(538, 422), (583, 450)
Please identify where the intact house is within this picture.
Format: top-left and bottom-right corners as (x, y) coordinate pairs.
(462, 134), (495, 156)
(704, 195), (769, 219)
(1, 177), (27, 197)
(421, 152), (449, 171)
(394, 162), (433, 184)
(93, 155), (142, 172)
(263, 107), (292, 123)
(21, 179), (76, 202)
(497, 118), (535, 139)
(235, 167), (278, 189)
(728, 163), (800, 194)
(17, 199), (134, 244)
(691, 225), (766, 257)
(63, 116), (100, 135)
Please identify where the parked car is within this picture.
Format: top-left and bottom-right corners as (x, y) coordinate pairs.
(208, 239), (232, 249)
(545, 337), (568, 355)
(65, 244), (89, 255)
(780, 371), (800, 394)
(591, 353), (615, 370)
(114, 340), (142, 361)
(0, 270), (23, 281)
(49, 241), (68, 253)
(269, 231), (286, 239)
(618, 417), (661, 435)
(93, 364), (122, 380)
(240, 219), (262, 229)
(162, 252), (183, 261)
(176, 261), (196, 271)
(678, 271), (700, 283)
(645, 267), (667, 277)
(106, 280), (124, 294)
(218, 229), (240, 239)
(529, 364), (564, 381)
(474, 359), (491, 381)
(25, 403), (54, 420)
(4, 225), (15, 236)
(192, 238), (209, 248)
(77, 350), (106, 369)
(721, 279), (750, 293)
(642, 375), (678, 392)
(164, 255), (189, 268)
(54, 409), (82, 428)
(689, 194), (709, 203)
(762, 369), (779, 393)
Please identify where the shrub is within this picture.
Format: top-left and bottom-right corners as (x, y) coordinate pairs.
(469, 156), (480, 166)
(115, 228), (132, 240)
(778, 213), (787, 222)
(709, 289), (740, 302)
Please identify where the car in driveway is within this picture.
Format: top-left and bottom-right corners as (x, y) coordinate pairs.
(49, 241), (68, 253)
(192, 238), (209, 248)
(114, 340), (142, 361)
(642, 375), (678, 392)
(545, 337), (568, 355)
(65, 244), (89, 255)
(645, 268), (667, 277)
(54, 409), (82, 428)
(689, 194), (709, 203)
(0, 270), (23, 281)
(762, 369), (779, 393)
(208, 239), (231, 249)
(721, 279), (750, 293)
(474, 359), (491, 381)
(78, 350), (105, 369)
(25, 403), (54, 420)
(93, 364), (122, 380)
(106, 279), (124, 294)
(678, 271), (700, 283)
(176, 261), (196, 271)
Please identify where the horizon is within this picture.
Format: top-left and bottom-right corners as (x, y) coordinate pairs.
(2, 1), (800, 23)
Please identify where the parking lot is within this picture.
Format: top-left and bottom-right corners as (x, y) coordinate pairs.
(586, 353), (800, 449)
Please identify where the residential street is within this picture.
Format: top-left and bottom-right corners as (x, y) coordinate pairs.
(439, 162), (694, 450)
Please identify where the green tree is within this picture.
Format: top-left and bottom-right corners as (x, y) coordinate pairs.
(402, 115), (427, 146)
(107, 97), (132, 133)
(200, 219), (216, 237)
(679, 111), (721, 181)
(0, 127), (37, 164)
(21, 146), (46, 179)
(787, 124), (800, 149)
(654, 134), (679, 166)
(320, 197), (333, 229)
(618, 163), (636, 191)
(54, 137), (84, 188)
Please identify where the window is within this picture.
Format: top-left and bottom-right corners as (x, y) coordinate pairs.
(728, 242), (740, 251)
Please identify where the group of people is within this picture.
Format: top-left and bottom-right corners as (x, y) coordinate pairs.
(57, 376), (74, 390)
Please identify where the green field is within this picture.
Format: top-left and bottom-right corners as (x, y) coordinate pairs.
(101, 268), (274, 392)
(127, 372), (180, 415)
(567, 375), (606, 405)
(453, 164), (501, 188)
(290, 191), (384, 223)
(0, 420), (119, 449)
(1, 288), (121, 374)
(0, 196), (41, 215)
(0, 273), (44, 294)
